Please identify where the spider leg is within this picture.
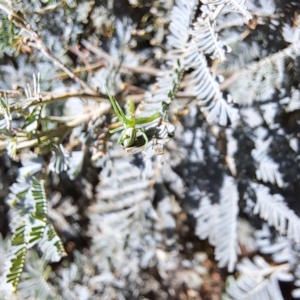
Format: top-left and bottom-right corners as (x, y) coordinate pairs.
(109, 126), (124, 134)
(117, 130), (125, 144)
(115, 99), (126, 120)
(135, 111), (161, 124)
(137, 128), (149, 148)
(105, 85), (126, 123)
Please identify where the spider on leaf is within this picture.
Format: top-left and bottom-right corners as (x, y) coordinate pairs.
(106, 87), (161, 149)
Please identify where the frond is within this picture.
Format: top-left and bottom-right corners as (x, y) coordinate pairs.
(140, 0), (197, 115)
(184, 45), (222, 104)
(28, 179), (48, 246)
(49, 144), (69, 174)
(192, 15), (230, 61)
(255, 159), (283, 187)
(3, 177), (49, 293)
(88, 146), (175, 296)
(18, 251), (58, 300)
(5, 224), (28, 293)
(251, 138), (284, 187)
(201, 0), (252, 21)
(18, 153), (43, 178)
(226, 256), (292, 300)
(255, 227), (296, 265)
(4, 153), (65, 293)
(195, 195), (219, 245)
(38, 224), (67, 263)
(140, 0), (198, 123)
(202, 96), (239, 126)
(7, 173), (47, 247)
(194, 176), (240, 272)
(229, 42), (300, 106)
(184, 44), (238, 125)
(215, 175), (240, 272)
(143, 60), (183, 112)
(251, 183), (300, 243)
(132, 0), (198, 154)
(166, 0), (198, 52)
(217, 41), (260, 75)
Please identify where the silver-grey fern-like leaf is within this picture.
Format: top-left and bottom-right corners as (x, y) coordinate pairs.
(184, 44), (222, 103)
(228, 42), (300, 106)
(251, 182), (300, 243)
(194, 176), (239, 272)
(202, 95), (239, 126)
(215, 175), (240, 272)
(192, 15), (230, 61)
(195, 195), (219, 245)
(251, 137), (284, 187)
(184, 44), (238, 125)
(201, 0), (252, 21)
(226, 255), (292, 300)
(166, 0), (198, 52)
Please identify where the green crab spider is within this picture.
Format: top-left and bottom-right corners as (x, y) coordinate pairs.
(106, 87), (161, 148)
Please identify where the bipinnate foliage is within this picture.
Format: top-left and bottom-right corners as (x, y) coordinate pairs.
(0, 0), (300, 299)
(1, 154), (66, 294)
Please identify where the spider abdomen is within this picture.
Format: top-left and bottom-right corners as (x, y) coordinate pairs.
(123, 127), (136, 147)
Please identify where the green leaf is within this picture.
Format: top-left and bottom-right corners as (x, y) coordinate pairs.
(28, 179), (48, 247)
(5, 223), (27, 293)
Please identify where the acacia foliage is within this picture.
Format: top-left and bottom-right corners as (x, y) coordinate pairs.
(0, 0), (300, 299)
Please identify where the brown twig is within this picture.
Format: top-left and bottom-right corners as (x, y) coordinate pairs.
(0, 4), (97, 94)
(0, 89), (23, 97)
(67, 46), (94, 78)
(9, 91), (108, 112)
(219, 42), (300, 90)
(82, 39), (161, 77)
(54, 61), (105, 80)
(0, 103), (111, 153)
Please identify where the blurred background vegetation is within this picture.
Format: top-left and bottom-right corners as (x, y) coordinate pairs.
(0, 0), (300, 299)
